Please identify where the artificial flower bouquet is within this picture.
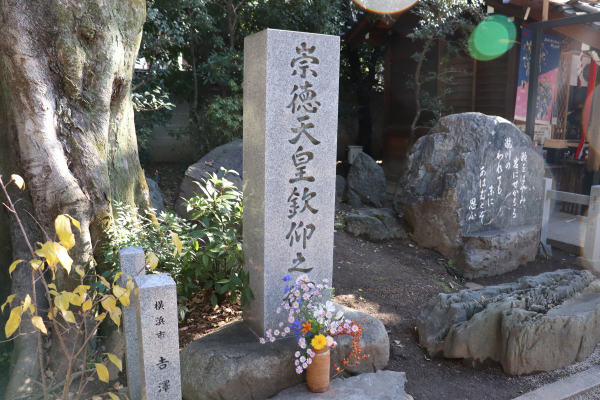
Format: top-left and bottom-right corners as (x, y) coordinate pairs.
(260, 273), (368, 375)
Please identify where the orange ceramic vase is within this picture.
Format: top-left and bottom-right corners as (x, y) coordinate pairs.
(306, 346), (330, 393)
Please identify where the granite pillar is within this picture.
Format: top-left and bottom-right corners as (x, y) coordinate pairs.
(119, 246), (146, 400)
(243, 29), (340, 336)
(134, 274), (182, 399)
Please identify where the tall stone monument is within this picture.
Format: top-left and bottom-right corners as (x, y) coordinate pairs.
(243, 29), (340, 336)
(134, 274), (182, 399)
(119, 246), (146, 400)
(396, 113), (545, 278)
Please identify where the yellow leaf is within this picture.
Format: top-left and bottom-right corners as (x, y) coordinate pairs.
(22, 294), (31, 312)
(101, 297), (116, 314)
(100, 276), (111, 290)
(66, 215), (81, 232)
(82, 299), (92, 312)
(40, 242), (58, 268)
(119, 292), (130, 308)
(61, 292), (73, 309)
(47, 307), (58, 321)
(95, 312), (107, 322)
(5, 306), (22, 338)
(9, 260), (23, 277)
(114, 272), (123, 282)
(70, 294), (82, 306)
(110, 307), (122, 327)
(54, 243), (73, 274)
(30, 260), (43, 270)
(113, 286), (126, 300)
(1, 294), (15, 313)
(170, 232), (182, 256)
(62, 310), (76, 324)
(126, 279), (135, 292)
(95, 363), (109, 383)
(105, 353), (122, 371)
(29, 304), (35, 314)
(55, 215), (75, 250)
(31, 316), (47, 334)
(146, 252), (159, 271)
(47, 283), (56, 290)
(75, 265), (85, 277)
(11, 174), (24, 189)
(108, 394), (119, 400)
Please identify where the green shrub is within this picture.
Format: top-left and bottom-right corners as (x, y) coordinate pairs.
(103, 168), (253, 320)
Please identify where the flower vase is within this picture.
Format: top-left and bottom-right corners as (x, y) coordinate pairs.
(306, 346), (330, 393)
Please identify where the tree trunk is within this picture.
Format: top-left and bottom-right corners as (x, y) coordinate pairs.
(0, 0), (150, 397)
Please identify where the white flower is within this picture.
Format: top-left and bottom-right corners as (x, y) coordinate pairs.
(259, 338), (266, 344)
(296, 366), (303, 374)
(324, 285), (329, 289)
(302, 362), (308, 369)
(285, 327), (291, 333)
(299, 337), (306, 344)
(300, 356), (306, 363)
(269, 337), (275, 342)
(326, 312), (332, 319)
(285, 304), (291, 310)
(335, 310), (344, 320)
(281, 332), (286, 337)
(352, 325), (359, 333)
(279, 322), (284, 327)
(293, 301), (299, 309)
(300, 343), (306, 349)
(288, 315), (295, 323)
(296, 309), (300, 313)
(274, 330), (280, 336)
(276, 307), (281, 314)
(317, 284), (323, 289)
(295, 351), (301, 357)
(326, 336), (335, 347)
(307, 358), (312, 364)
(330, 326), (337, 334)
(308, 349), (314, 357)
(323, 278), (329, 283)
(295, 360), (300, 366)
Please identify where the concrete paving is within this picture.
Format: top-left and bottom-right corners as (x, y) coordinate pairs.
(512, 366), (600, 400)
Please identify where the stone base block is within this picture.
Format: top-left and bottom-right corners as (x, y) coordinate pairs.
(460, 225), (539, 278)
(180, 305), (389, 400)
(271, 370), (410, 399)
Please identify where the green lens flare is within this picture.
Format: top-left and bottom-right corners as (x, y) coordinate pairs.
(469, 15), (516, 61)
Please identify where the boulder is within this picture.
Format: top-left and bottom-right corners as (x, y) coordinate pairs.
(345, 152), (386, 208)
(345, 208), (407, 241)
(417, 269), (600, 375)
(175, 139), (243, 219)
(145, 177), (166, 216)
(336, 175), (346, 202)
(180, 304), (389, 400)
(395, 113), (545, 278)
(271, 371), (410, 399)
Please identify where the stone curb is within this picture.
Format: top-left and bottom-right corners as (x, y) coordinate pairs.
(512, 366), (600, 400)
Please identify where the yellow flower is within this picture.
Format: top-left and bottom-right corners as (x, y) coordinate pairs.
(311, 334), (327, 350)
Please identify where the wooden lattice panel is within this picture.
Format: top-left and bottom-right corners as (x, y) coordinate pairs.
(554, 52), (572, 139)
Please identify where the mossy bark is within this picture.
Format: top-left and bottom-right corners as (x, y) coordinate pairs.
(0, 0), (149, 397)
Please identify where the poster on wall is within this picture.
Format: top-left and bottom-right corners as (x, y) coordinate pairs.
(514, 28), (563, 125)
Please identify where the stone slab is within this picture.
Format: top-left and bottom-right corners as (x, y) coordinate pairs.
(180, 304), (389, 400)
(119, 246), (146, 400)
(135, 274), (182, 399)
(513, 365), (600, 400)
(271, 370), (410, 399)
(243, 29), (340, 336)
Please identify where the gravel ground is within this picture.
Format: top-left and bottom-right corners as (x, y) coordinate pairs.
(572, 386), (600, 400)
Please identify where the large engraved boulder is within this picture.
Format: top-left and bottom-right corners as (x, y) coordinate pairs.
(395, 113), (545, 278)
(175, 139), (243, 219)
(417, 269), (600, 375)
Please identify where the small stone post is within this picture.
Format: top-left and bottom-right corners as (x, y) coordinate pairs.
(540, 178), (553, 254)
(119, 246), (146, 400)
(579, 185), (600, 274)
(243, 29), (340, 336)
(134, 273), (182, 399)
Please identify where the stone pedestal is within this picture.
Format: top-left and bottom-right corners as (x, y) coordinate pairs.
(180, 304), (389, 400)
